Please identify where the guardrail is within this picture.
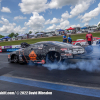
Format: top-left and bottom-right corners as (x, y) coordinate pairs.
(0, 45), (21, 53)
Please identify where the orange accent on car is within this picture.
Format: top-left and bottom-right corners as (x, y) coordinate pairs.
(8, 55), (10, 58)
(60, 48), (67, 51)
(66, 53), (72, 56)
(29, 51), (37, 61)
(23, 52), (28, 63)
(41, 60), (45, 64)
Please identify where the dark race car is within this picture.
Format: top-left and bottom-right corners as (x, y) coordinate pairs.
(8, 41), (85, 64)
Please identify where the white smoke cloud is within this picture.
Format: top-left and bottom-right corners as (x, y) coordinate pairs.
(43, 60), (100, 72)
(28, 45), (100, 72)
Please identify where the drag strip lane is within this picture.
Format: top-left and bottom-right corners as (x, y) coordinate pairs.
(0, 75), (100, 98)
(0, 67), (13, 76)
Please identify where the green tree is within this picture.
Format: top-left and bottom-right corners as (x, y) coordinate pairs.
(35, 32), (39, 34)
(14, 33), (19, 37)
(8, 32), (15, 38)
(28, 31), (32, 34)
(97, 23), (100, 30)
(98, 23), (100, 28)
(0, 35), (4, 38)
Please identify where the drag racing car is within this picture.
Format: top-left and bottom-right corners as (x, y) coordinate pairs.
(8, 41), (85, 64)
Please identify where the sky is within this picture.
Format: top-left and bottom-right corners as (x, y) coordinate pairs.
(0, 0), (100, 36)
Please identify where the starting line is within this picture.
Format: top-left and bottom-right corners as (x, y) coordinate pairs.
(0, 76), (100, 98)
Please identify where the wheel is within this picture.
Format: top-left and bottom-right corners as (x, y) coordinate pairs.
(46, 52), (61, 63)
(13, 55), (18, 63)
(76, 43), (81, 46)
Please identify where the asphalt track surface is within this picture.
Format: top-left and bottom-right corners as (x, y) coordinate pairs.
(0, 53), (100, 100)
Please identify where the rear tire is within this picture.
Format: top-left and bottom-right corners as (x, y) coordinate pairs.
(46, 52), (61, 63)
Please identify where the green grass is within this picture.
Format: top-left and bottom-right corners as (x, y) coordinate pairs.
(0, 32), (100, 46)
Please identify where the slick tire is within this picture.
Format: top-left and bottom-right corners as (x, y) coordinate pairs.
(46, 52), (61, 63)
(13, 55), (19, 63)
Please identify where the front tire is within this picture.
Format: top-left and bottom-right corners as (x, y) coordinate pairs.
(13, 55), (18, 63)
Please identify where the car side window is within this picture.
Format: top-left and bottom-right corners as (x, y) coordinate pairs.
(43, 44), (48, 48)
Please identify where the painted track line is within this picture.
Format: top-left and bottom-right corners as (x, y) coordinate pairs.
(0, 76), (100, 98)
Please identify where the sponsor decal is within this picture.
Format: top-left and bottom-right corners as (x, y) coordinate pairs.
(37, 60), (45, 64)
(6, 48), (19, 52)
(49, 47), (55, 51)
(38, 47), (42, 49)
(12, 45), (21, 48)
(60, 48), (67, 51)
(61, 53), (72, 56)
(61, 53), (73, 58)
(61, 53), (66, 56)
(66, 53), (72, 56)
(4, 46), (12, 49)
(0, 49), (2, 53)
(29, 51), (37, 61)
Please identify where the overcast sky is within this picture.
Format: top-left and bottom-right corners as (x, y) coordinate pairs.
(0, 0), (100, 35)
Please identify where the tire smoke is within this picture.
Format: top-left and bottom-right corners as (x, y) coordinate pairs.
(43, 60), (100, 72)
(43, 45), (100, 72)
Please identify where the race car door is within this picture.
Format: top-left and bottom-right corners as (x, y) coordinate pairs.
(26, 44), (44, 61)
(22, 45), (38, 62)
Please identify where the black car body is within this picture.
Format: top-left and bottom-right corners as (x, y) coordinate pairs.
(8, 41), (85, 64)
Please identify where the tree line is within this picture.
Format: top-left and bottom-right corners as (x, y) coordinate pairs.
(0, 31), (33, 38)
(0, 32), (19, 38)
